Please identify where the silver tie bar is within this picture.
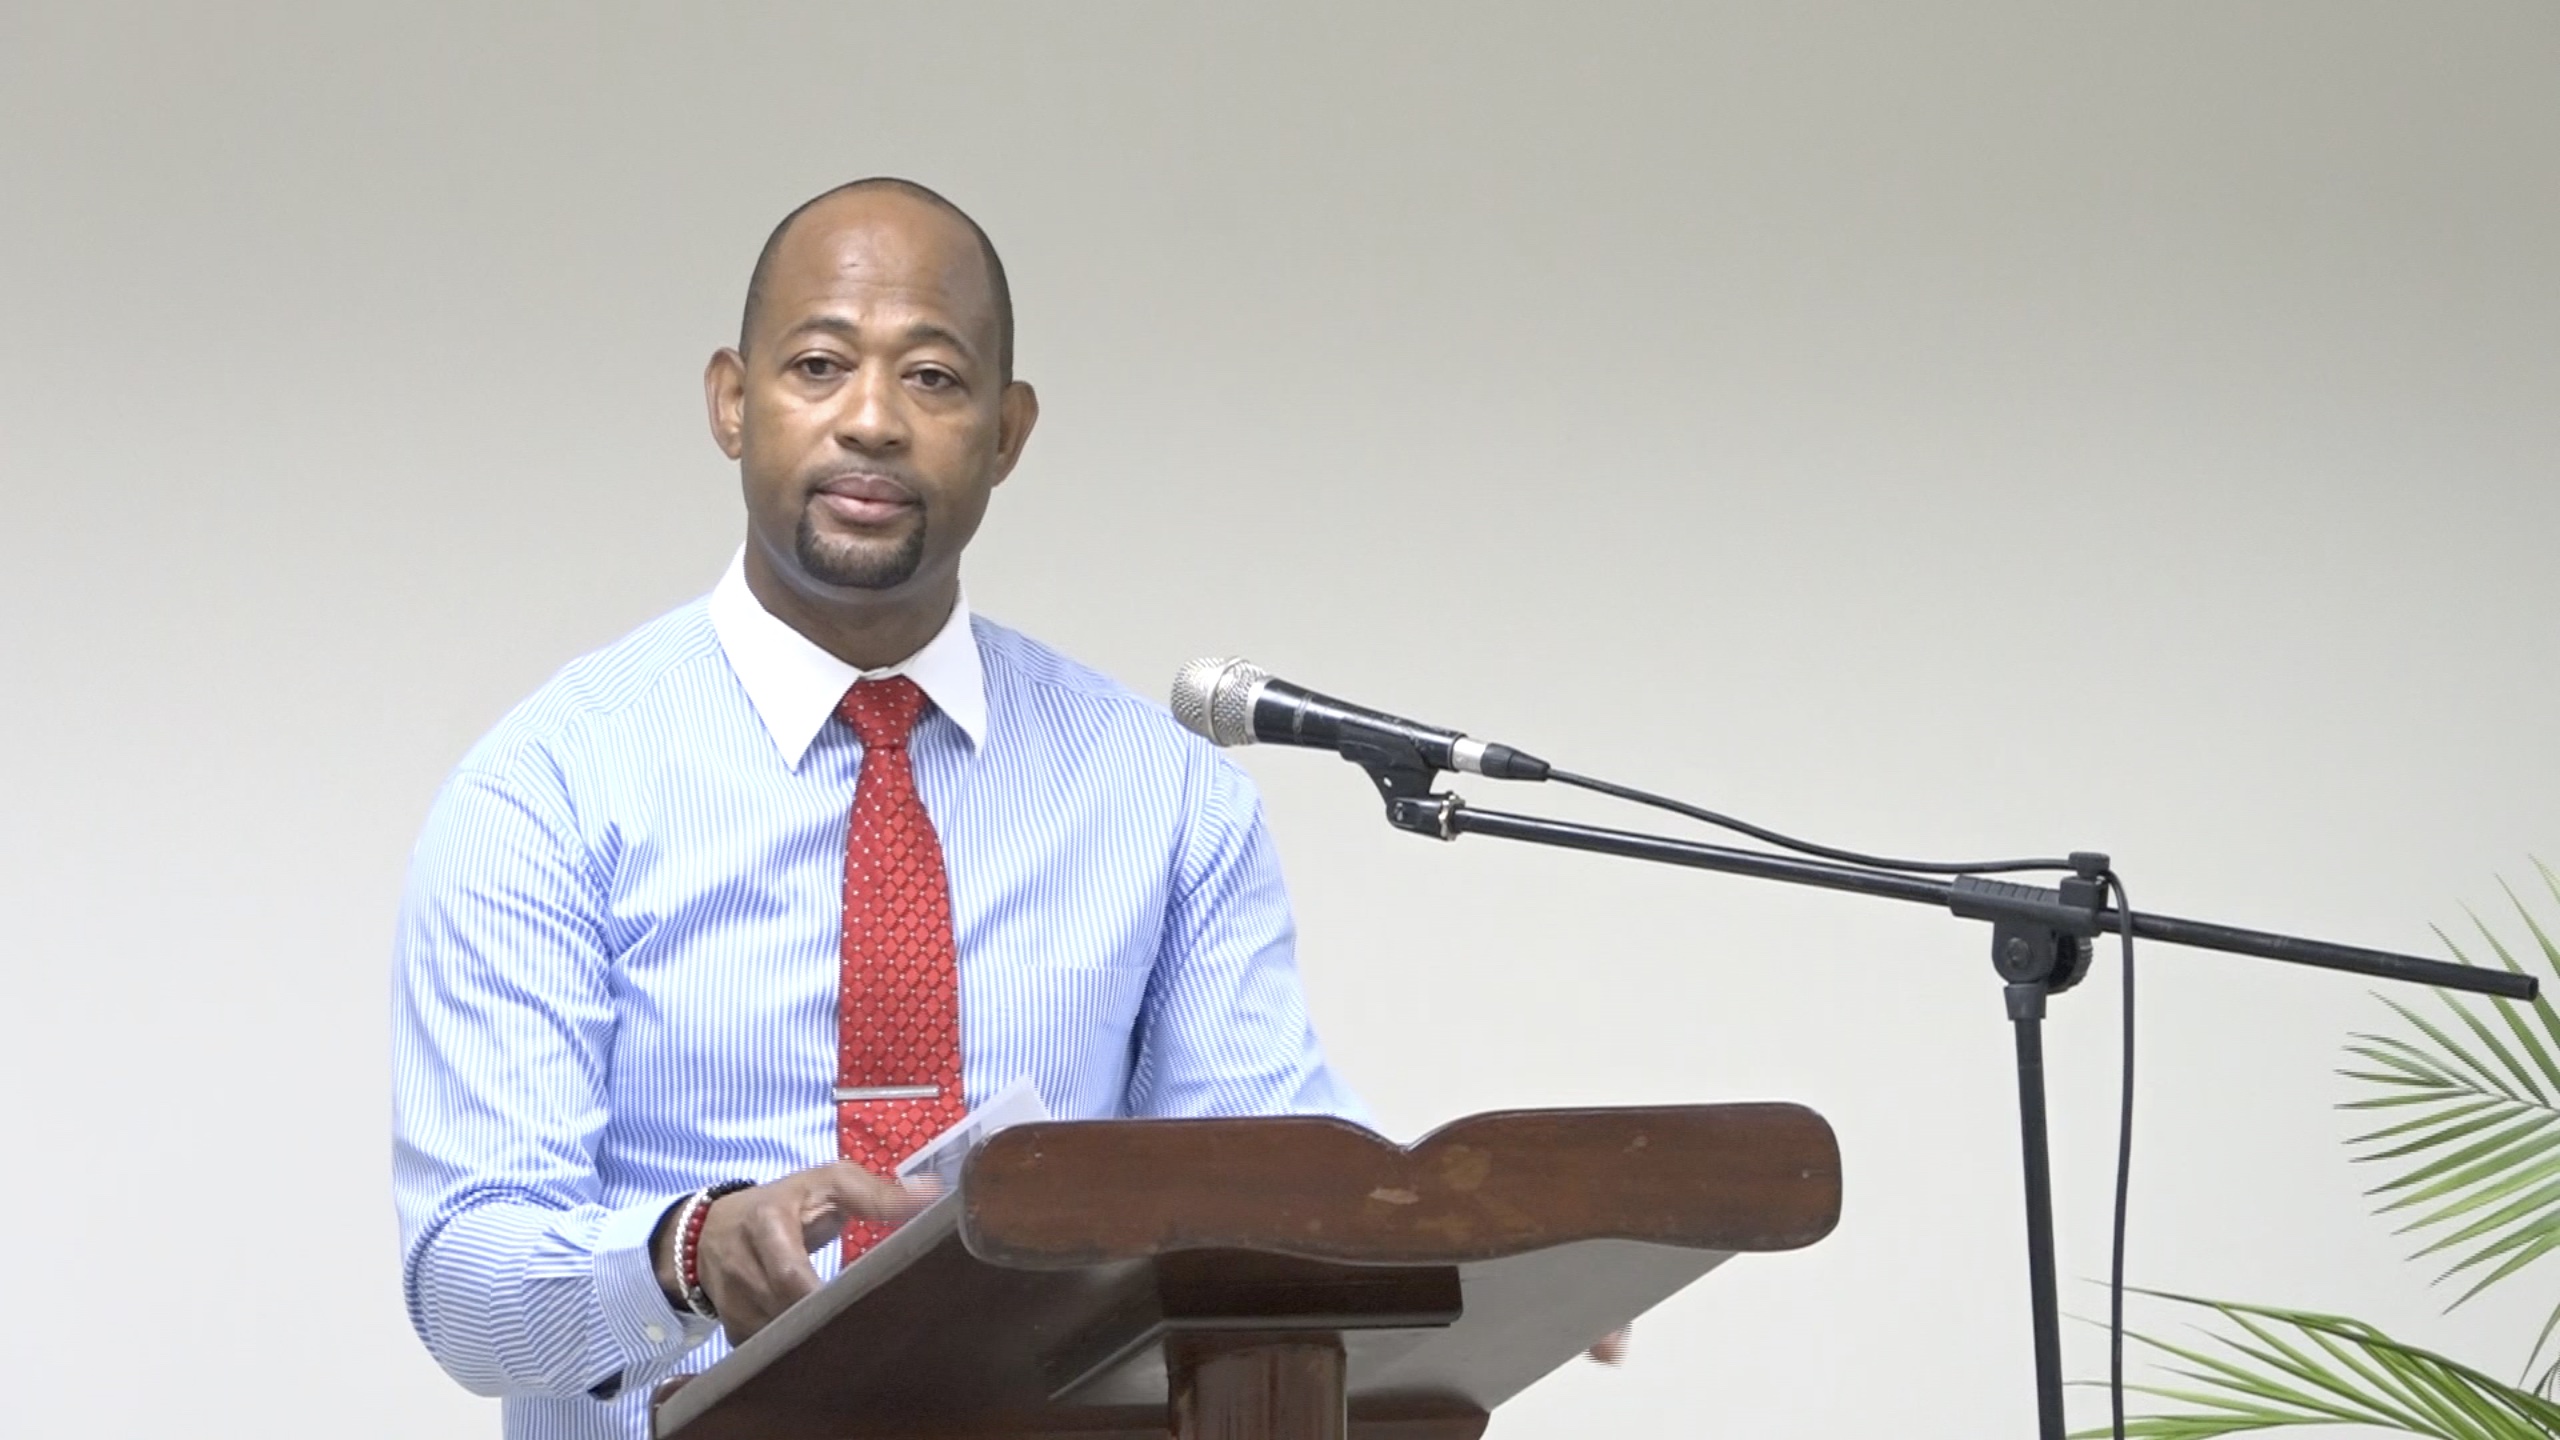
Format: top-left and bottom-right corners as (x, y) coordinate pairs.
(833, 1084), (942, 1102)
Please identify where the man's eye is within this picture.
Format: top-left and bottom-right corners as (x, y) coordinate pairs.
(912, 367), (957, 390)
(793, 356), (842, 379)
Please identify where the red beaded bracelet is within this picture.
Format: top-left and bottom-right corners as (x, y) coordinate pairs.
(678, 1180), (754, 1320)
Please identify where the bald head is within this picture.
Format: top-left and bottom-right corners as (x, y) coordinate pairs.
(739, 177), (1014, 379)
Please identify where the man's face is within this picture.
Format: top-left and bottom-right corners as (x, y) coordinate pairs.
(709, 191), (1032, 612)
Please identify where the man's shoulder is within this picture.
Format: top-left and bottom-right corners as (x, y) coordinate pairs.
(971, 616), (1225, 766)
(970, 617), (1276, 859)
(455, 598), (728, 785)
(974, 616), (1148, 715)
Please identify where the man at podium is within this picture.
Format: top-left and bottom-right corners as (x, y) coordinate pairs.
(391, 178), (1364, 1440)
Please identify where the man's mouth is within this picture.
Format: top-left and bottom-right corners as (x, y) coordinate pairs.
(811, 472), (918, 529)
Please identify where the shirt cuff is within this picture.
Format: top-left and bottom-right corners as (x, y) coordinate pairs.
(592, 1192), (719, 1388)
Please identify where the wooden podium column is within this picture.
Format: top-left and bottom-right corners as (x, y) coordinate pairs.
(1169, 1333), (1347, 1440)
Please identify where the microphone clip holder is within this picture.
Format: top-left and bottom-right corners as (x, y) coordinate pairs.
(1340, 719), (1466, 842)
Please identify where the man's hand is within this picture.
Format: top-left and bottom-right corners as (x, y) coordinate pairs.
(652, 1161), (934, 1344)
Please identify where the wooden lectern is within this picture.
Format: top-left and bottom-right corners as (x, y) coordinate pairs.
(651, 1105), (1840, 1440)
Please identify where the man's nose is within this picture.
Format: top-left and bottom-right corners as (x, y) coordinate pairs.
(833, 363), (909, 452)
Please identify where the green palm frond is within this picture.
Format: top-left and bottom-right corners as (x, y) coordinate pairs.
(2340, 860), (2560, 1391)
(2107, 865), (2560, 1437)
(2084, 1292), (2560, 1440)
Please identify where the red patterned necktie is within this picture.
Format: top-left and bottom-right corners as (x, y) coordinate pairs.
(832, 676), (966, 1261)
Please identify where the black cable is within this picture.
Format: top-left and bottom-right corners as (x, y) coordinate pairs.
(1548, 768), (2080, 876)
(2105, 870), (2135, 1440)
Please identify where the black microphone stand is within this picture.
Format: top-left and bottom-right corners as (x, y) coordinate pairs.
(1331, 724), (2535, 1440)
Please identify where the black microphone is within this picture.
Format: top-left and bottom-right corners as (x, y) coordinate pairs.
(1168, 657), (1550, 781)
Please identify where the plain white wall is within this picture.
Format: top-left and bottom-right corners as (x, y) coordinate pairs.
(4, 3), (2556, 1435)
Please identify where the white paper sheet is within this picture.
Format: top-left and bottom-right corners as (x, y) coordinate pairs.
(893, 1075), (1052, 1192)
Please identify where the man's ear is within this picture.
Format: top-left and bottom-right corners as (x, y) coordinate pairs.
(705, 348), (748, 460)
(991, 380), (1040, 486)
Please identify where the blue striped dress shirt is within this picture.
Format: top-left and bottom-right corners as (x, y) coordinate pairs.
(391, 556), (1364, 1440)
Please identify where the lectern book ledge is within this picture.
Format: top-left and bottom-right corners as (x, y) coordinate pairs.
(653, 1105), (1841, 1440)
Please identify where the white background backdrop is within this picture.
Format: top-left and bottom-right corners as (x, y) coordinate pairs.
(4, 4), (2556, 1435)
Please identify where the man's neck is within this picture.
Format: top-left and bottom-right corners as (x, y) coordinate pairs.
(742, 546), (956, 672)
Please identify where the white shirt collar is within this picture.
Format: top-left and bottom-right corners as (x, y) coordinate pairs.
(707, 548), (987, 769)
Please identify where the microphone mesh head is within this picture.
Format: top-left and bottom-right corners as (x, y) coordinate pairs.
(1169, 657), (1267, 747)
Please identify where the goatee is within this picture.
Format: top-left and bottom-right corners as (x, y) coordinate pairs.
(796, 509), (927, 590)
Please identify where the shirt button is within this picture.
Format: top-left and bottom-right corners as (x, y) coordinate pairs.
(643, 1322), (666, 1344)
